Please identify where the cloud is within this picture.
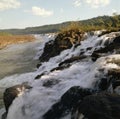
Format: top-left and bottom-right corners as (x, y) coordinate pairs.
(85, 0), (110, 8)
(0, 0), (21, 11)
(73, 0), (81, 7)
(31, 6), (53, 17)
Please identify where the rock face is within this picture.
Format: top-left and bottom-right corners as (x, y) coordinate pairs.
(73, 93), (120, 119)
(2, 83), (32, 119)
(39, 30), (84, 62)
(43, 86), (94, 119)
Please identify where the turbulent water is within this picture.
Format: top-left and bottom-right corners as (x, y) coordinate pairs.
(0, 34), (45, 111)
(0, 32), (120, 119)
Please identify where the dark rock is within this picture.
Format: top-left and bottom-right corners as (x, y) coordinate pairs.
(3, 83), (32, 114)
(39, 30), (84, 62)
(73, 93), (120, 119)
(98, 29), (119, 37)
(35, 72), (46, 79)
(107, 69), (120, 89)
(39, 40), (56, 62)
(95, 68), (120, 93)
(50, 64), (71, 72)
(91, 36), (120, 61)
(98, 77), (112, 91)
(36, 63), (42, 68)
(2, 112), (7, 119)
(43, 86), (94, 119)
(43, 79), (60, 87)
(86, 47), (92, 51)
(59, 56), (86, 67)
(91, 52), (103, 61)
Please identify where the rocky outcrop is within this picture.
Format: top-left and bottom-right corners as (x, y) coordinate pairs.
(2, 83), (32, 119)
(91, 35), (120, 61)
(43, 86), (94, 119)
(39, 30), (84, 62)
(72, 93), (120, 119)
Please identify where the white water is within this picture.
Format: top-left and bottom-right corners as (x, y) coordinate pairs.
(0, 32), (120, 119)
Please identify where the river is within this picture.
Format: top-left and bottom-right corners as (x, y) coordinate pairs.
(0, 35), (44, 109)
(0, 35), (43, 80)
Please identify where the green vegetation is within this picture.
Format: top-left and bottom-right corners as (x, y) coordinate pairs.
(0, 15), (120, 34)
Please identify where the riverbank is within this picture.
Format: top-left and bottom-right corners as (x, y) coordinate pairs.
(0, 35), (35, 50)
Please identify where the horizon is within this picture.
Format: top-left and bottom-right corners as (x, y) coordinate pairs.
(0, 0), (120, 29)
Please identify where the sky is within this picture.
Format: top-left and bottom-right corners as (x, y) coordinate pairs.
(0, 0), (120, 29)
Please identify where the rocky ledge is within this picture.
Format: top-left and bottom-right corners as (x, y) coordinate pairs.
(39, 29), (85, 62)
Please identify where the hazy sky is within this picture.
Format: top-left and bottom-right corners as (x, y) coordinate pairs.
(0, 0), (120, 29)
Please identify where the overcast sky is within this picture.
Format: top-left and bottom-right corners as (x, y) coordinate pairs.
(0, 0), (120, 29)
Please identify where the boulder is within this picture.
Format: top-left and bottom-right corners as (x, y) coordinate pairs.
(39, 30), (84, 62)
(43, 86), (94, 119)
(73, 93), (120, 119)
(3, 83), (32, 115)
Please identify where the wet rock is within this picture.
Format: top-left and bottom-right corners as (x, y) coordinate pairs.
(91, 52), (105, 61)
(39, 40), (56, 62)
(98, 29), (120, 37)
(98, 77), (112, 91)
(86, 47), (92, 51)
(43, 79), (60, 87)
(73, 93), (120, 119)
(59, 56), (86, 67)
(114, 86), (120, 95)
(96, 68), (120, 94)
(50, 64), (71, 72)
(108, 69), (120, 89)
(91, 35), (120, 61)
(2, 112), (7, 119)
(3, 83), (32, 114)
(39, 30), (85, 62)
(35, 72), (46, 79)
(36, 63), (42, 68)
(43, 86), (94, 119)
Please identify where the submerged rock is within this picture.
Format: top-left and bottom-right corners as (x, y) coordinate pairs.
(43, 79), (60, 87)
(73, 93), (120, 119)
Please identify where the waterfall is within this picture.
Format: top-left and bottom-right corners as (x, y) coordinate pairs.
(0, 32), (120, 119)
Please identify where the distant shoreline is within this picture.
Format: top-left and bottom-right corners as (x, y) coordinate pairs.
(0, 35), (35, 50)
